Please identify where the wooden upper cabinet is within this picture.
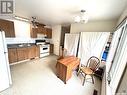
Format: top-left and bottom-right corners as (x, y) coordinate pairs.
(30, 24), (41, 38)
(31, 27), (47, 38)
(31, 28), (37, 38)
(36, 22), (45, 27)
(30, 23), (52, 38)
(38, 27), (46, 34)
(46, 28), (52, 38)
(0, 19), (15, 37)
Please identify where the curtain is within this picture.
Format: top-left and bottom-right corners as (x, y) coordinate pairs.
(78, 32), (110, 66)
(64, 34), (79, 56)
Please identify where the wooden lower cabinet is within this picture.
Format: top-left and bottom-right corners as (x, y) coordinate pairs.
(8, 45), (39, 64)
(8, 48), (18, 63)
(28, 45), (39, 59)
(28, 46), (36, 59)
(35, 45), (40, 57)
(50, 44), (54, 54)
(17, 47), (28, 61)
(56, 56), (80, 84)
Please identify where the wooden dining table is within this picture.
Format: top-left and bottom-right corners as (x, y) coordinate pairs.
(56, 56), (80, 84)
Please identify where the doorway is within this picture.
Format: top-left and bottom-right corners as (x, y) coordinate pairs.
(60, 25), (70, 48)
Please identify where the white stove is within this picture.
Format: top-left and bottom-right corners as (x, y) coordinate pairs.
(36, 40), (50, 57)
(39, 44), (50, 57)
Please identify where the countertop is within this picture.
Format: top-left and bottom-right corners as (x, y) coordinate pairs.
(7, 43), (51, 49)
(7, 43), (36, 48)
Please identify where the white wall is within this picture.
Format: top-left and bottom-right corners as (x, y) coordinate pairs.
(51, 25), (61, 55)
(117, 6), (127, 25)
(6, 20), (35, 44)
(70, 20), (117, 33)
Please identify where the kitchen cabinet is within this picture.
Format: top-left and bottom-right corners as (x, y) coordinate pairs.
(36, 22), (45, 27)
(28, 46), (36, 59)
(17, 47), (28, 61)
(31, 28), (37, 38)
(46, 28), (52, 38)
(8, 48), (18, 63)
(28, 45), (39, 59)
(35, 45), (40, 57)
(38, 27), (46, 34)
(50, 44), (54, 54)
(30, 23), (52, 38)
(8, 45), (39, 64)
(0, 19), (15, 37)
(31, 27), (46, 38)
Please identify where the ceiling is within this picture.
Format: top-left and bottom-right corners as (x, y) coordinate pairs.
(15, 0), (127, 25)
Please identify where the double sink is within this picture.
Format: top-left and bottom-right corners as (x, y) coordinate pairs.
(7, 43), (36, 48)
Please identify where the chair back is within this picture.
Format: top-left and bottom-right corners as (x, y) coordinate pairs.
(58, 46), (67, 59)
(87, 56), (100, 72)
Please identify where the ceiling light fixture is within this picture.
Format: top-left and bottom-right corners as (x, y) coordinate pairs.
(74, 10), (89, 23)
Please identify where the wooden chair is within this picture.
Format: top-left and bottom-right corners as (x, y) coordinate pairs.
(77, 56), (100, 86)
(57, 47), (67, 60)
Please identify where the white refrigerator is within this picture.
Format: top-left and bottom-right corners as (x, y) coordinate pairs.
(0, 30), (12, 92)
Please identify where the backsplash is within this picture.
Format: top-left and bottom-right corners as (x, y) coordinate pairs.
(6, 37), (52, 44)
(6, 38), (35, 44)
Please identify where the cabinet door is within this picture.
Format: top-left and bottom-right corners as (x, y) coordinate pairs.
(50, 44), (54, 54)
(46, 28), (52, 38)
(31, 28), (37, 38)
(0, 19), (15, 37)
(31, 27), (46, 38)
(28, 45), (36, 59)
(38, 27), (46, 35)
(35, 45), (40, 57)
(17, 48), (28, 61)
(8, 48), (18, 63)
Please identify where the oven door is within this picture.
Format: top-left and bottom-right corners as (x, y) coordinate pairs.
(40, 45), (49, 53)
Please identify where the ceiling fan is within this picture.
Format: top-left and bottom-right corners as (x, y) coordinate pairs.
(31, 17), (38, 28)
(31, 17), (46, 28)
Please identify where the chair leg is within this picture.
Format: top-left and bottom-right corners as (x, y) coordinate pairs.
(91, 75), (94, 84)
(77, 68), (81, 76)
(82, 74), (86, 86)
